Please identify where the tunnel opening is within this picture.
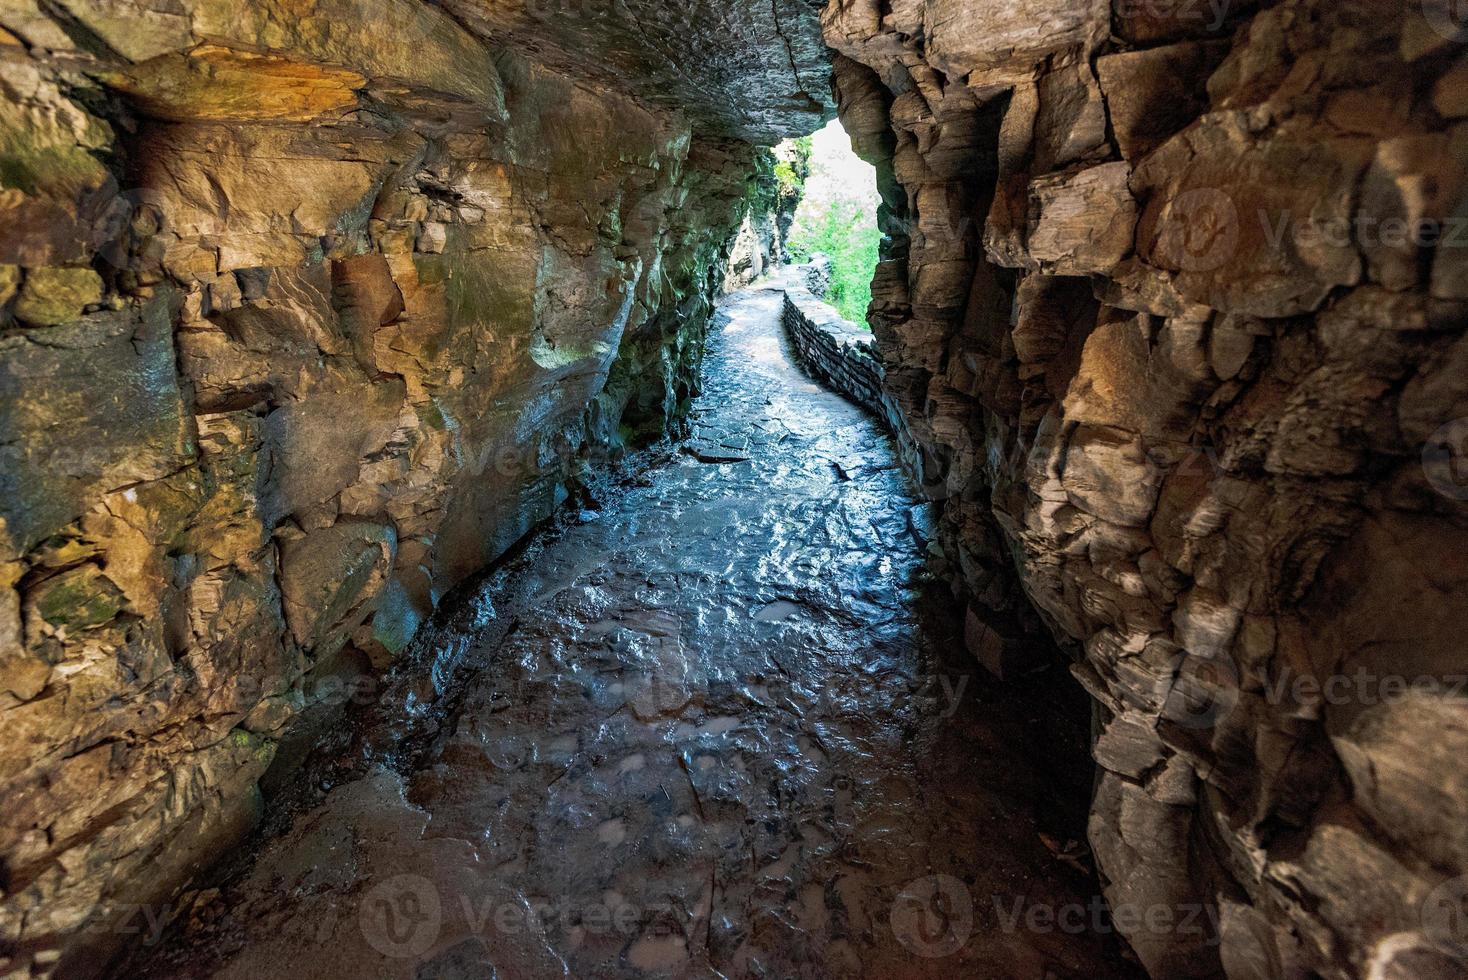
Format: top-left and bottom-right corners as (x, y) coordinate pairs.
(785, 118), (882, 327)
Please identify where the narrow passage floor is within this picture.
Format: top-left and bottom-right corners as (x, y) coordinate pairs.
(138, 284), (1139, 980)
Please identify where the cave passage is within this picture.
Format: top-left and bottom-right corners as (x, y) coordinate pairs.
(124, 283), (1136, 979)
(8, 2), (1468, 977)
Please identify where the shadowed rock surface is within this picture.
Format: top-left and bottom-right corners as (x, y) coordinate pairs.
(119, 285), (1138, 979)
(0, 5), (811, 973)
(432, 0), (835, 143)
(4, 1), (1468, 978)
(822, 1), (1468, 976)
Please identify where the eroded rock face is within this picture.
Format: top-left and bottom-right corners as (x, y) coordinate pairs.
(116, 284), (1137, 980)
(6, 0), (1467, 977)
(433, 0), (834, 143)
(0, 3), (818, 974)
(724, 141), (810, 290)
(823, 1), (1468, 977)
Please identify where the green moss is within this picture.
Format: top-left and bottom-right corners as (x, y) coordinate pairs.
(773, 135), (813, 197)
(412, 252), (451, 287)
(773, 161), (798, 191)
(228, 727), (278, 765)
(34, 567), (124, 630)
(0, 95), (113, 198)
(425, 247), (535, 336)
(0, 145), (109, 197)
(0, 158), (34, 195)
(416, 399), (447, 431)
(13, 267), (105, 326)
(0, 264), (19, 308)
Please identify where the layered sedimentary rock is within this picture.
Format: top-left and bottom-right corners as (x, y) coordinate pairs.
(428, 0), (833, 144)
(822, 0), (1468, 976)
(0, 2), (829, 973)
(7, 0), (1468, 977)
(724, 140), (811, 288)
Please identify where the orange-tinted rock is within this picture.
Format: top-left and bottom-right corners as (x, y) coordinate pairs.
(106, 46), (365, 123)
(1096, 41), (1230, 164)
(0, 4), (810, 972)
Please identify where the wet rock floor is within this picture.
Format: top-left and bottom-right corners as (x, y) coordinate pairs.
(131, 285), (1140, 979)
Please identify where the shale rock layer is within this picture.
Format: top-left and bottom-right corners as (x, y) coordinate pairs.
(821, 1), (1468, 976)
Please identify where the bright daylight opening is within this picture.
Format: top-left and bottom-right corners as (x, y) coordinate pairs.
(783, 119), (881, 328)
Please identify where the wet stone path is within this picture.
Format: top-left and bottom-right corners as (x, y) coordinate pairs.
(139, 285), (1138, 979)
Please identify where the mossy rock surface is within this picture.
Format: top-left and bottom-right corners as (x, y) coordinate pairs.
(12, 267), (104, 326)
(33, 565), (125, 631)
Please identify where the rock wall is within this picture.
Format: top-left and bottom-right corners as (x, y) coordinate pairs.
(8, 0), (1468, 976)
(724, 207), (786, 289)
(822, 1), (1468, 977)
(725, 140), (812, 290)
(782, 279), (887, 416)
(0, 1), (829, 972)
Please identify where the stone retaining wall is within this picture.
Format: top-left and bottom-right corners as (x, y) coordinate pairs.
(780, 285), (885, 417)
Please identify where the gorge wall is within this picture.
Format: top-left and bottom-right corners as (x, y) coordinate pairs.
(821, 0), (1468, 977)
(0, 1), (831, 973)
(725, 140), (812, 289)
(5, 0), (1468, 978)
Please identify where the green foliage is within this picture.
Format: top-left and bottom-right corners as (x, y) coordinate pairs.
(771, 135), (813, 213)
(778, 136), (813, 192)
(748, 149), (782, 216)
(787, 197), (880, 328)
(773, 159), (800, 193)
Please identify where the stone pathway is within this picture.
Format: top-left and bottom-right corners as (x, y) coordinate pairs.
(131, 285), (1139, 979)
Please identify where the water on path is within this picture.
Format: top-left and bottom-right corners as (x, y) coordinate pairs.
(132, 285), (1139, 979)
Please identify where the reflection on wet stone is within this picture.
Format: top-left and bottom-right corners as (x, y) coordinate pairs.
(136, 285), (1137, 979)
